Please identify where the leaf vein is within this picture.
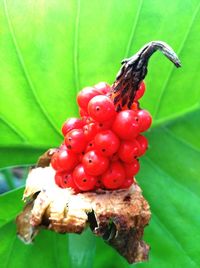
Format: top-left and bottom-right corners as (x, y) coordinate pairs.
(74, 0), (81, 93)
(152, 103), (200, 129)
(144, 156), (200, 204)
(3, 0), (62, 139)
(0, 116), (27, 142)
(124, 0), (143, 57)
(152, 214), (198, 267)
(153, 2), (200, 119)
(144, 156), (200, 266)
(4, 231), (16, 268)
(162, 126), (200, 154)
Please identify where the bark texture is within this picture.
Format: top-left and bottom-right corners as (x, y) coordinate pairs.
(16, 165), (151, 263)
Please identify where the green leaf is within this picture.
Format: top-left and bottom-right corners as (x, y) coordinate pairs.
(0, 222), (69, 268)
(1, 0), (200, 267)
(68, 229), (96, 268)
(0, 187), (24, 228)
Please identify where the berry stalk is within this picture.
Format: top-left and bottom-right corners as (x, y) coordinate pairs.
(110, 41), (181, 111)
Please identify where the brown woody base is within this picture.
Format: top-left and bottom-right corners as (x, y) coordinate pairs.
(16, 166), (151, 264)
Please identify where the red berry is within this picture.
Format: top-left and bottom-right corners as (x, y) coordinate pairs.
(112, 110), (139, 140)
(121, 101), (139, 111)
(136, 109), (152, 132)
(54, 170), (62, 187)
(95, 177), (103, 189)
(79, 108), (88, 117)
(94, 82), (111, 94)
(85, 140), (96, 153)
(81, 116), (94, 127)
(110, 152), (119, 162)
(94, 130), (120, 156)
(61, 118), (84, 136)
(77, 87), (101, 110)
(55, 171), (79, 192)
(134, 81), (146, 101)
(101, 161), (125, 190)
(82, 150), (109, 176)
(65, 129), (87, 153)
(57, 149), (78, 171)
(136, 135), (148, 156)
(118, 140), (140, 163)
(78, 152), (85, 162)
(51, 152), (61, 170)
(83, 123), (98, 141)
(88, 95), (116, 122)
(73, 164), (97, 191)
(121, 177), (135, 189)
(59, 143), (67, 151)
(95, 118), (114, 132)
(123, 160), (140, 177)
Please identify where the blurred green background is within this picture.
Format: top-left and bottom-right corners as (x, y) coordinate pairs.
(0, 0), (200, 267)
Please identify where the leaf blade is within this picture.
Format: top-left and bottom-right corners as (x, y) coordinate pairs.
(0, 0), (200, 267)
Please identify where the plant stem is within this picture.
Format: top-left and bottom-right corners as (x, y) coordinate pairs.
(110, 41), (181, 111)
(68, 229), (96, 268)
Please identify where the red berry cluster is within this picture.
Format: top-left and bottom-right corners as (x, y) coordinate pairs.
(51, 81), (152, 193)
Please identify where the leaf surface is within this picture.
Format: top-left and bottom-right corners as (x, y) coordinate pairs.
(0, 0), (200, 267)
